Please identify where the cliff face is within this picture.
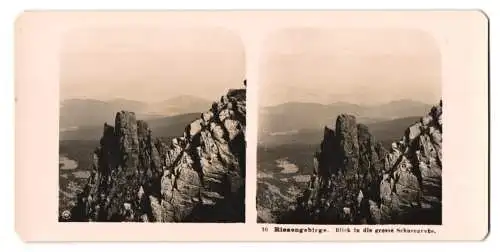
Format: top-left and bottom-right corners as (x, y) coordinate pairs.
(66, 87), (246, 222)
(283, 101), (442, 224)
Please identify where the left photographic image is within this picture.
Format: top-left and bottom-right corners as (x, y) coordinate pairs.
(58, 26), (246, 222)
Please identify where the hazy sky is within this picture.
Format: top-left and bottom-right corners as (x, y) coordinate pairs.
(259, 28), (442, 106)
(60, 26), (245, 102)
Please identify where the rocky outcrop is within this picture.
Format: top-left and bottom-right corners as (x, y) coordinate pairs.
(282, 100), (442, 224)
(65, 83), (246, 222)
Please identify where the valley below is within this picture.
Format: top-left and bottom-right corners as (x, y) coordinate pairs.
(257, 144), (316, 223)
(59, 140), (98, 213)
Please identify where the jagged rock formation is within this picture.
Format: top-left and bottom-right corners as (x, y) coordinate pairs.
(281, 100), (442, 224)
(65, 85), (246, 222)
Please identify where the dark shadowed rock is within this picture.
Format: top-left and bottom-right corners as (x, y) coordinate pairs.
(335, 114), (360, 174)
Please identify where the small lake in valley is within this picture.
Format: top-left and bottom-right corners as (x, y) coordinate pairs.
(59, 156), (78, 170)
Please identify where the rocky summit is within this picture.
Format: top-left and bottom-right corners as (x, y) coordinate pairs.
(280, 100), (442, 224)
(64, 85), (246, 222)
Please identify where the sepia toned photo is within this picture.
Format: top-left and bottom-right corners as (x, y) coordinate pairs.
(58, 26), (247, 222)
(257, 28), (443, 224)
(15, 11), (488, 241)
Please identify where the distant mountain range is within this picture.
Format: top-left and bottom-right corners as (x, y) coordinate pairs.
(60, 95), (211, 129)
(259, 99), (433, 134)
(60, 112), (201, 141)
(258, 116), (422, 149)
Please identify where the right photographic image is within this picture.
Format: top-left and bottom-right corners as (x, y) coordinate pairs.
(257, 28), (443, 225)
